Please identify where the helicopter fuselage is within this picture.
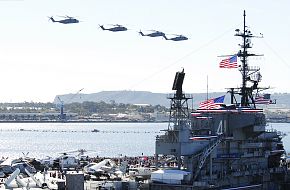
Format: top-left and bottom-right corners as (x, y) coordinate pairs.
(58, 18), (79, 24)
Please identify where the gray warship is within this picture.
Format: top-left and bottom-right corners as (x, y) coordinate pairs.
(152, 11), (289, 190)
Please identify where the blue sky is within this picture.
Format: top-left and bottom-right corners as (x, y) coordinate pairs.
(0, 0), (290, 102)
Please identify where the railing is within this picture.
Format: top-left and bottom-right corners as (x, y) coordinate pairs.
(193, 135), (223, 180)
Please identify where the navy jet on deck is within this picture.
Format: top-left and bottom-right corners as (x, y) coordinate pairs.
(139, 30), (165, 38)
(163, 34), (188, 41)
(99, 24), (128, 32)
(48, 16), (79, 24)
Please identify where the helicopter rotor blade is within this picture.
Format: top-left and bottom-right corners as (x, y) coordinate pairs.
(57, 15), (74, 19)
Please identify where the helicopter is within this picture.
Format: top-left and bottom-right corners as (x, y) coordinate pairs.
(139, 30), (165, 37)
(163, 34), (188, 41)
(48, 15), (79, 24)
(99, 24), (128, 32)
(64, 149), (94, 161)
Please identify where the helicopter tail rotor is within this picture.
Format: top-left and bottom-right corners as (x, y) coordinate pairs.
(48, 16), (55, 22)
(162, 35), (168, 40)
(99, 25), (105, 30)
(138, 30), (145, 36)
(22, 152), (30, 159)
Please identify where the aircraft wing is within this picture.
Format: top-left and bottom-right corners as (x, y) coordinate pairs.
(0, 158), (13, 166)
(100, 165), (112, 172)
(95, 168), (104, 173)
(114, 170), (123, 176)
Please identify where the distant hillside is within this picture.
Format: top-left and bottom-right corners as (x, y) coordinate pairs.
(54, 91), (290, 108)
(54, 91), (290, 109)
(54, 91), (225, 108)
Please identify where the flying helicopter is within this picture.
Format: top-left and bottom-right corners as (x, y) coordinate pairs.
(99, 24), (128, 32)
(48, 15), (79, 24)
(139, 30), (165, 37)
(163, 34), (188, 41)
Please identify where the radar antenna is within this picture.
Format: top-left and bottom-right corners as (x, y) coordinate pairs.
(167, 69), (192, 169)
(168, 69), (192, 127)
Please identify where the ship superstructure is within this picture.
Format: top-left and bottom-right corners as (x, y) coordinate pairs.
(153, 11), (288, 190)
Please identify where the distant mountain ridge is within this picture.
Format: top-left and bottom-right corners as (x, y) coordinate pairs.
(54, 91), (227, 108)
(54, 91), (290, 109)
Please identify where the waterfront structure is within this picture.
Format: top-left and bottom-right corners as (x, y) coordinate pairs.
(0, 112), (77, 121)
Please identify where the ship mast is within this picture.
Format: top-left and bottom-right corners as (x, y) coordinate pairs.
(241, 10), (247, 106)
(230, 10), (264, 108)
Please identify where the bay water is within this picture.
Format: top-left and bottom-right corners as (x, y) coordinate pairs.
(0, 122), (289, 159)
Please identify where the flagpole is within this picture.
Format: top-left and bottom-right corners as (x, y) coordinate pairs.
(191, 95), (194, 112)
(207, 75), (209, 110)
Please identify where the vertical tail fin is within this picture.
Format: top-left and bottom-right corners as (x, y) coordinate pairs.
(99, 25), (105, 30)
(5, 168), (20, 187)
(48, 16), (55, 22)
(139, 30), (145, 36)
(162, 35), (168, 40)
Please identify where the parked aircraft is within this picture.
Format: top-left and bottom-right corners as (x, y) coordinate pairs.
(84, 159), (115, 175)
(1, 168), (62, 189)
(83, 158), (127, 179)
(128, 166), (157, 180)
(0, 158), (36, 175)
(39, 156), (54, 167)
(54, 152), (79, 170)
(39, 149), (93, 170)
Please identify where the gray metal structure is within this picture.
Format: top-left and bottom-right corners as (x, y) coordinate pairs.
(154, 11), (289, 190)
(65, 172), (84, 190)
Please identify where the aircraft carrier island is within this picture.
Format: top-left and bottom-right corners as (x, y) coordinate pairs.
(152, 11), (290, 190)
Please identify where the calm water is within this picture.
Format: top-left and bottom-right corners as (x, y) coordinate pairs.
(0, 122), (167, 158)
(0, 122), (289, 159)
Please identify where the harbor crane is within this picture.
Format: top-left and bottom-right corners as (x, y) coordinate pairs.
(56, 88), (84, 121)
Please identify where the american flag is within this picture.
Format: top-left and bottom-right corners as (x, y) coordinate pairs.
(255, 94), (271, 104)
(199, 95), (225, 109)
(219, 55), (238, 68)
